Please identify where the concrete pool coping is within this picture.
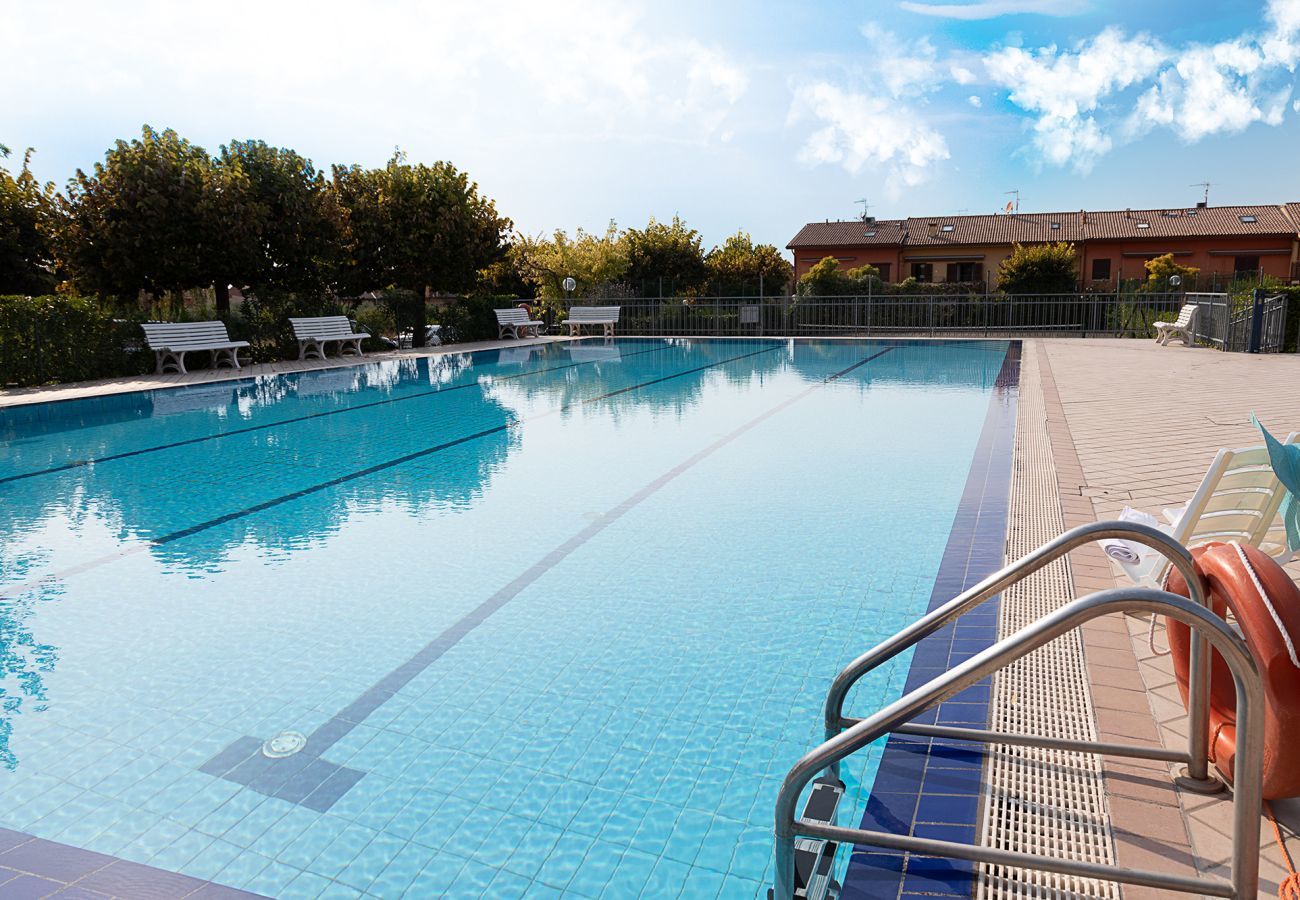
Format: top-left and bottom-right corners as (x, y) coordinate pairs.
(0, 336), (577, 409)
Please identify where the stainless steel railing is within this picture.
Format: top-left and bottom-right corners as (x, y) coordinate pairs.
(822, 521), (1216, 788)
(773, 523), (1266, 899)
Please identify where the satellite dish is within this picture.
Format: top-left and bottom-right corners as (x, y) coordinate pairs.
(562, 277), (576, 293)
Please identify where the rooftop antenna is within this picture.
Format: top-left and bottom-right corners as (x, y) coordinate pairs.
(1003, 189), (1020, 214)
(1190, 181), (1211, 206)
(855, 198), (872, 221)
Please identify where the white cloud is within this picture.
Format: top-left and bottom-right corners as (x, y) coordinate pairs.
(968, 95), (983, 107)
(984, 27), (1165, 170)
(860, 24), (944, 97)
(951, 65), (978, 84)
(0, 0), (750, 151)
(1125, 3), (1300, 143)
(899, 0), (1088, 20)
(983, 2), (1300, 170)
(789, 82), (950, 193)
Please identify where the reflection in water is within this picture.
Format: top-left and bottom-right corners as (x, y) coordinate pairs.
(0, 338), (1011, 768)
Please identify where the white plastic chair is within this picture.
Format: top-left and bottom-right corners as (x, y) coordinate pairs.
(1117, 432), (1300, 587)
(1154, 304), (1197, 346)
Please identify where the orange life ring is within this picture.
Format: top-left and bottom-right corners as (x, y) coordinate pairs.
(1164, 541), (1300, 800)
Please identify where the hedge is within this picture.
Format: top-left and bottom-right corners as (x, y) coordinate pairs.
(0, 295), (149, 387)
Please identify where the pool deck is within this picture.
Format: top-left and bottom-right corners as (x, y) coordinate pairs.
(4, 335), (1300, 897)
(1035, 338), (1300, 898)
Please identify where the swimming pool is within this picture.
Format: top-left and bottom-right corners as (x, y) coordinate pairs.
(0, 338), (1014, 898)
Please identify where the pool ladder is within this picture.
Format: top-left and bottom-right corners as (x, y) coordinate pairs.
(771, 521), (1266, 900)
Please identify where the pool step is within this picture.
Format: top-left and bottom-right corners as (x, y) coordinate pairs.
(769, 776), (844, 900)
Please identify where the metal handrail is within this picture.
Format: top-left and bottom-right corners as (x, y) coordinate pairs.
(822, 520), (1215, 787)
(774, 588), (1264, 899)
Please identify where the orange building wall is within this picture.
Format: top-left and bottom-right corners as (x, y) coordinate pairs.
(790, 247), (902, 281)
(1078, 236), (1295, 286)
(792, 235), (1298, 288)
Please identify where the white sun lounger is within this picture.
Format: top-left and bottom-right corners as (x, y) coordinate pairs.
(1154, 304), (1197, 346)
(495, 308), (545, 339)
(1117, 431), (1300, 587)
(561, 306), (621, 337)
(290, 316), (369, 360)
(141, 322), (250, 375)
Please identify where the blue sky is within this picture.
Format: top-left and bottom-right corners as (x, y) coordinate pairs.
(4, 0), (1300, 250)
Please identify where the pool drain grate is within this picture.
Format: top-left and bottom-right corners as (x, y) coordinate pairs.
(261, 731), (307, 759)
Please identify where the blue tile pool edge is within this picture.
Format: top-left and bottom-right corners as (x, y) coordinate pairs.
(0, 826), (267, 898)
(839, 340), (1021, 900)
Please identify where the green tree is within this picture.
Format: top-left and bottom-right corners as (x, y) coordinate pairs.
(624, 215), (707, 296)
(704, 231), (794, 296)
(513, 222), (629, 299)
(0, 147), (59, 295)
(333, 152), (510, 346)
(215, 140), (348, 302)
(995, 242), (1078, 294)
(58, 126), (239, 306)
(1140, 252), (1199, 293)
(796, 256), (881, 296)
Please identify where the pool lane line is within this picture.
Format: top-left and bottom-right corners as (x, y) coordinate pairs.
(0, 343), (785, 598)
(0, 342), (681, 487)
(194, 345), (899, 813)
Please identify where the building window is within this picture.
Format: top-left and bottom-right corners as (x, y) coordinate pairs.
(1050, 222), (1061, 230)
(1136, 222), (1150, 229)
(911, 262), (933, 283)
(864, 230), (877, 237)
(1240, 215), (1257, 223)
(1234, 255), (1260, 275)
(945, 262), (983, 282)
(1091, 258), (1112, 280)
(940, 224), (955, 232)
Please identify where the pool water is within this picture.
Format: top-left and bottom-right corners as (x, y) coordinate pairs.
(0, 338), (1011, 898)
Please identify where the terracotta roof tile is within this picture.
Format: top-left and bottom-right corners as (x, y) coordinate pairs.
(787, 204), (1300, 250)
(786, 220), (907, 248)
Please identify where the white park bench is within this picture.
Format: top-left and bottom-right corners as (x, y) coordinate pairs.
(289, 316), (369, 360)
(495, 307), (546, 339)
(1154, 304), (1197, 346)
(141, 321), (249, 375)
(561, 305), (621, 337)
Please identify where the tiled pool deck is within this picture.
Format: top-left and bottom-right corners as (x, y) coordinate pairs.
(3, 337), (1299, 898)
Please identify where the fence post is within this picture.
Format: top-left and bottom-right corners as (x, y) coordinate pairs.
(1248, 288), (1265, 353)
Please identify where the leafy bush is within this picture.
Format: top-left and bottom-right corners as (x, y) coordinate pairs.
(229, 291), (345, 362)
(0, 294), (149, 386)
(438, 295), (513, 343)
(353, 301), (396, 351)
(996, 242), (1078, 294)
(1272, 286), (1300, 352)
(796, 257), (881, 296)
(1139, 253), (1199, 293)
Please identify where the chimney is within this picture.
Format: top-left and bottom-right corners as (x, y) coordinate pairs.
(1196, 200), (1207, 209)
(1125, 208), (1131, 218)
(1080, 208), (1087, 224)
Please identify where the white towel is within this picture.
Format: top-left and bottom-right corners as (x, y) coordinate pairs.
(1102, 506), (1161, 565)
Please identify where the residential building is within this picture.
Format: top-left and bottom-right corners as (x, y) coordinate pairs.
(787, 203), (1300, 288)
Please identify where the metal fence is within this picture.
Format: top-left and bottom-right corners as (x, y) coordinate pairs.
(570, 293), (1190, 339)
(1186, 291), (1289, 353)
